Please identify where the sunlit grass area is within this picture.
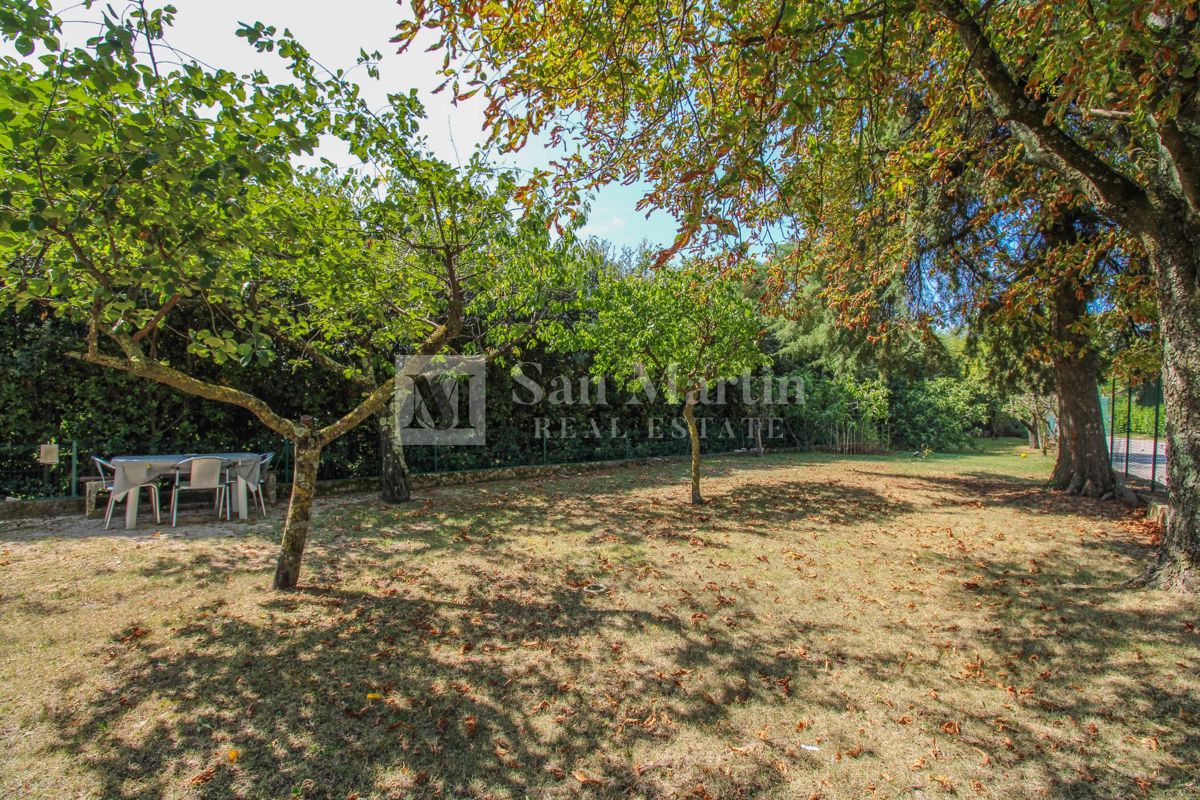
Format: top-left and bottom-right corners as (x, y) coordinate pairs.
(1, 441), (1196, 799)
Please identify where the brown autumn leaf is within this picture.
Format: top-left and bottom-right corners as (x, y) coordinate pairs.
(929, 774), (954, 790)
(190, 766), (216, 785)
(635, 760), (671, 776)
(940, 720), (961, 735)
(572, 769), (603, 786)
(118, 626), (150, 643)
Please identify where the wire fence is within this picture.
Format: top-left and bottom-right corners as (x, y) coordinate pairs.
(1100, 375), (1166, 492)
(4, 413), (824, 500)
(0, 441), (82, 500)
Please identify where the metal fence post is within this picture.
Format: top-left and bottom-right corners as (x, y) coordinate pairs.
(1108, 376), (1116, 464)
(70, 439), (79, 497)
(1124, 378), (1133, 480)
(1151, 377), (1162, 492)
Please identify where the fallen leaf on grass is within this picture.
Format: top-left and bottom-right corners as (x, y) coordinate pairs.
(929, 774), (954, 790)
(635, 760), (671, 776)
(572, 769), (603, 785)
(836, 744), (863, 760)
(190, 766), (216, 785)
(118, 626), (150, 643)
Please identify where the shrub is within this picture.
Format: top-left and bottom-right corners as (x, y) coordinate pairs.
(890, 377), (989, 451)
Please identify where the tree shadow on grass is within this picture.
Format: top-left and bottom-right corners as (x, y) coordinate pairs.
(331, 469), (917, 565)
(849, 469), (1133, 522)
(32, 454), (1197, 799)
(899, 543), (1200, 799)
(43, 557), (859, 800)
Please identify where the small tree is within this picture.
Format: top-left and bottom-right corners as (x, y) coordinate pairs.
(0, 5), (573, 588)
(572, 261), (765, 504)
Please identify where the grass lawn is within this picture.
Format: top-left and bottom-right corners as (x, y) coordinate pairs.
(1, 440), (1196, 799)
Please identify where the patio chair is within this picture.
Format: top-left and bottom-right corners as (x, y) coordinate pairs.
(242, 452), (273, 516)
(93, 457), (161, 530)
(170, 456), (231, 527)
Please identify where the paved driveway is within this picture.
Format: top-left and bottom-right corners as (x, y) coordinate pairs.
(1110, 436), (1168, 488)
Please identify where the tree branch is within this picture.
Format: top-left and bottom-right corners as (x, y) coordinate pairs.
(131, 293), (180, 343)
(71, 331), (299, 438)
(1158, 117), (1200, 215)
(938, 0), (1154, 231)
(317, 254), (467, 446)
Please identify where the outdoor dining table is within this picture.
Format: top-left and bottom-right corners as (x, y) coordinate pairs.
(109, 452), (263, 529)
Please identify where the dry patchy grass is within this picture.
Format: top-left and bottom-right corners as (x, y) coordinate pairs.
(0, 442), (1197, 799)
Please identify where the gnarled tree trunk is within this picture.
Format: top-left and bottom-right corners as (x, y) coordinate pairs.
(1138, 229), (1200, 590)
(273, 433), (322, 590)
(1050, 350), (1114, 497)
(1044, 212), (1116, 498)
(682, 390), (703, 504)
(937, 0), (1198, 591)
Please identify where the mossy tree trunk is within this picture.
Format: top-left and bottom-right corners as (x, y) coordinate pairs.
(273, 431), (321, 589)
(682, 389), (703, 505)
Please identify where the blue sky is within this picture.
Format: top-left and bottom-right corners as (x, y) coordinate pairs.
(49, 0), (676, 249)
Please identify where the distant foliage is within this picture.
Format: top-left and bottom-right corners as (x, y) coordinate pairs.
(890, 377), (990, 451)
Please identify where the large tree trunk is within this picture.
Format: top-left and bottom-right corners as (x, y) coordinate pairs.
(1050, 350), (1114, 497)
(937, 0), (1198, 591)
(1137, 230), (1200, 591)
(378, 405), (412, 504)
(682, 391), (703, 504)
(1043, 212), (1116, 498)
(273, 437), (321, 590)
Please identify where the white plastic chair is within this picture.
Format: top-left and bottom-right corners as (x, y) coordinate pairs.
(170, 457), (231, 527)
(93, 457), (160, 530)
(242, 452), (273, 516)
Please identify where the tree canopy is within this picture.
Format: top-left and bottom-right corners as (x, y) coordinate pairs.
(0, 1), (582, 588)
(563, 259), (766, 503)
(401, 0), (1200, 590)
